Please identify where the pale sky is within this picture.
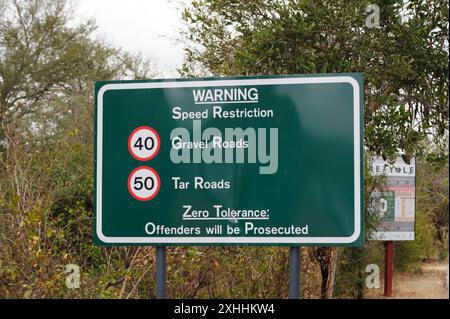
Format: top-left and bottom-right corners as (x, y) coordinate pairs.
(75, 0), (188, 77)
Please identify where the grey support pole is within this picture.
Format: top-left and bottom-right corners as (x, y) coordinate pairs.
(155, 246), (167, 299)
(288, 247), (301, 299)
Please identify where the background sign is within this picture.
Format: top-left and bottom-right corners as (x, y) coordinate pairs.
(94, 74), (364, 246)
(370, 156), (416, 241)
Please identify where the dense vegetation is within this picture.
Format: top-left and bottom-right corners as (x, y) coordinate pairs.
(0, 0), (448, 298)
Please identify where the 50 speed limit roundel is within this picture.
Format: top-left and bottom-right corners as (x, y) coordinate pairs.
(127, 166), (160, 201)
(128, 126), (160, 161)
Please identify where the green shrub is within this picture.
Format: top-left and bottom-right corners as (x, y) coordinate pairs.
(394, 210), (435, 271)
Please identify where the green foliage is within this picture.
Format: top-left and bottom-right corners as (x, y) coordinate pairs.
(181, 0), (449, 160)
(0, 0), (448, 299)
(167, 247), (289, 298)
(0, 0), (153, 132)
(334, 160), (448, 297)
(0, 0), (154, 299)
(394, 210), (435, 271)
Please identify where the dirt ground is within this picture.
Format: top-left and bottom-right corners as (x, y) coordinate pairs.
(364, 260), (449, 299)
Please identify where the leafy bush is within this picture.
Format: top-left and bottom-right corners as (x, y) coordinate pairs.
(394, 211), (435, 271)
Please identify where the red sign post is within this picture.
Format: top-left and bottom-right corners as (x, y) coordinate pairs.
(384, 241), (394, 297)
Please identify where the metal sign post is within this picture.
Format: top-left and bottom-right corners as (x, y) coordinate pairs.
(155, 246), (167, 299)
(384, 241), (394, 297)
(288, 247), (301, 299)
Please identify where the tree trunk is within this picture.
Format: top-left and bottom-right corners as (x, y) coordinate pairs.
(325, 248), (339, 299)
(314, 247), (339, 299)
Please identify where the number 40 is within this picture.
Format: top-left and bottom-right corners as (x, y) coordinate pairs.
(134, 137), (155, 151)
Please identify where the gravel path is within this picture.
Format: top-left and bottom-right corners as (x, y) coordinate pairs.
(364, 260), (449, 299)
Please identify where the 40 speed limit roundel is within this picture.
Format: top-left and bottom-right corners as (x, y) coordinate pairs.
(128, 126), (160, 161)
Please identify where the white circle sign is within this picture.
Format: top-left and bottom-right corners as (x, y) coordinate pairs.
(128, 166), (160, 201)
(128, 126), (160, 161)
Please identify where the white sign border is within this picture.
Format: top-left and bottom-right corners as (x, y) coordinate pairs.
(96, 76), (362, 244)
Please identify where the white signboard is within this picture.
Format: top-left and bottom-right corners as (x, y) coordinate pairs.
(370, 156), (416, 241)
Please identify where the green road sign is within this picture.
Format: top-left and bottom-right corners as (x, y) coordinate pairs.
(94, 73), (364, 246)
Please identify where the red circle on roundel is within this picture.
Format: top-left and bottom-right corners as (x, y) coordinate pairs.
(128, 126), (161, 161)
(127, 166), (161, 201)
